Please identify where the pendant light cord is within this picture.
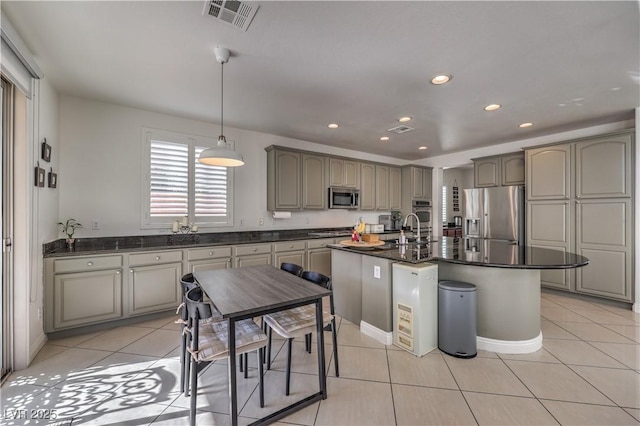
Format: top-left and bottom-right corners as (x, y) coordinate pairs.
(220, 61), (224, 139)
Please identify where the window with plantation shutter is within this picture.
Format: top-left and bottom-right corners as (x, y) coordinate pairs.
(142, 128), (233, 228)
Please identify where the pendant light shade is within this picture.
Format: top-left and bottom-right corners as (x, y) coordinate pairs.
(198, 47), (245, 167)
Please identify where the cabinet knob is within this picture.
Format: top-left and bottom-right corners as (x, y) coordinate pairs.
(253, 248), (258, 252)
(289, 245), (294, 248)
(130, 269), (134, 273)
(209, 251), (214, 256)
(87, 261), (93, 266)
(576, 195), (581, 199)
(155, 256), (161, 261)
(116, 270), (120, 275)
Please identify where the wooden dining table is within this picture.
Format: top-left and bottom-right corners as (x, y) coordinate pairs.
(193, 265), (331, 426)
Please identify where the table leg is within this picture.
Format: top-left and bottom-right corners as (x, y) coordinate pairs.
(315, 299), (327, 399)
(228, 318), (238, 426)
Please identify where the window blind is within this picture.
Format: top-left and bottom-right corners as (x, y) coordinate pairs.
(195, 147), (228, 217)
(149, 140), (189, 217)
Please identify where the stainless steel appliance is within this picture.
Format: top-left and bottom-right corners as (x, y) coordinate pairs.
(411, 200), (432, 240)
(378, 211), (402, 231)
(328, 187), (360, 209)
(463, 185), (524, 245)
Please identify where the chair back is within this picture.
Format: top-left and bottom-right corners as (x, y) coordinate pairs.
(281, 262), (304, 277)
(180, 273), (200, 296)
(301, 271), (331, 290)
(184, 287), (214, 321)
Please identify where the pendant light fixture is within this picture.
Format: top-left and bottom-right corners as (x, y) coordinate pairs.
(198, 47), (245, 167)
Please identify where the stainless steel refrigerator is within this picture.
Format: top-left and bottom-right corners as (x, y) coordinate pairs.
(463, 185), (525, 245)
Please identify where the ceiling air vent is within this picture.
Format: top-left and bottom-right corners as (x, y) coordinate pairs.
(202, 0), (259, 32)
(387, 125), (414, 134)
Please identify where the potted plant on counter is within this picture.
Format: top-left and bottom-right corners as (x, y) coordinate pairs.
(58, 218), (82, 250)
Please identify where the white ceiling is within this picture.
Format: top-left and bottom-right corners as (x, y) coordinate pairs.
(3, 1), (639, 160)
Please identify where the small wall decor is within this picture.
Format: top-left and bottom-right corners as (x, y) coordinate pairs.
(48, 168), (57, 188)
(452, 179), (460, 212)
(41, 138), (51, 162)
(34, 162), (45, 187)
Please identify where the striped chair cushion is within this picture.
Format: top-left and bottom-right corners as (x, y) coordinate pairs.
(175, 302), (223, 325)
(264, 306), (333, 339)
(188, 319), (267, 363)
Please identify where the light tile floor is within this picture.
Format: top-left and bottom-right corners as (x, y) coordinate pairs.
(1, 291), (639, 425)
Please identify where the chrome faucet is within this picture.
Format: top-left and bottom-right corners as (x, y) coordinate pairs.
(403, 213), (421, 243)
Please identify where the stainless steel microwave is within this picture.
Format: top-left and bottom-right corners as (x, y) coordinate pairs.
(328, 187), (359, 209)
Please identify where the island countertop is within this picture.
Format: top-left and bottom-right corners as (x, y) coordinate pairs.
(329, 237), (589, 269)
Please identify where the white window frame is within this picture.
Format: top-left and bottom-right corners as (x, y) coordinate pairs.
(141, 127), (234, 229)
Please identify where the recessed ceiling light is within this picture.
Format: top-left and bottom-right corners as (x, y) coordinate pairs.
(484, 104), (501, 111)
(327, 123), (339, 129)
(380, 136), (390, 141)
(418, 146), (428, 150)
(431, 74), (451, 85)
(519, 122), (533, 128)
(398, 116), (412, 123)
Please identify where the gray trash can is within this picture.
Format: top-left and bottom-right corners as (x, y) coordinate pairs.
(438, 281), (477, 358)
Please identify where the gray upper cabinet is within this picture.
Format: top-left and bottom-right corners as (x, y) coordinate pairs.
(375, 165), (389, 210)
(501, 153), (525, 186)
(526, 144), (571, 200)
(474, 157), (500, 187)
(302, 154), (326, 209)
(328, 157), (360, 188)
(575, 133), (632, 199)
(389, 167), (402, 210)
(360, 163), (376, 210)
(266, 147), (302, 211)
(402, 165), (432, 201)
(474, 152), (524, 187)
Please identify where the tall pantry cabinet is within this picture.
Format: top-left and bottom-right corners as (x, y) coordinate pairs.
(526, 130), (634, 302)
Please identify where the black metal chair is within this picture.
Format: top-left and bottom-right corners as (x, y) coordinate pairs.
(280, 262), (304, 277)
(184, 286), (267, 426)
(263, 270), (339, 395)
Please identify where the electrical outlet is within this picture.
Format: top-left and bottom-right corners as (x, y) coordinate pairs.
(259, 218), (264, 226)
(239, 219), (244, 226)
(91, 220), (100, 230)
(374, 265), (381, 279)
(37, 307), (42, 320)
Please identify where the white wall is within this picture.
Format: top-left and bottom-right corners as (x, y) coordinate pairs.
(58, 95), (406, 238)
(442, 167), (473, 224)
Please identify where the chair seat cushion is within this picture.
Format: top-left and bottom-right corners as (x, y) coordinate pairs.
(191, 319), (267, 362)
(264, 306), (333, 338)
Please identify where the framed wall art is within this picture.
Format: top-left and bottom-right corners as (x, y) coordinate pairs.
(34, 163), (45, 187)
(48, 168), (57, 188)
(41, 138), (51, 162)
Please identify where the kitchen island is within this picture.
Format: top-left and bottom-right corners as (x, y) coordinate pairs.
(330, 237), (588, 354)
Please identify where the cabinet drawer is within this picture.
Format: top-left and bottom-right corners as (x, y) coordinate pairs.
(54, 255), (123, 274)
(187, 246), (232, 261)
(273, 241), (306, 252)
(234, 244), (272, 256)
(129, 250), (183, 267)
(307, 238), (336, 249)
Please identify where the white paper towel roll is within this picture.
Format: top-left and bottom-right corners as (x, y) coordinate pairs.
(272, 211), (292, 219)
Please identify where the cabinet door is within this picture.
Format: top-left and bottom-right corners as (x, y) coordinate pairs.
(267, 149), (302, 211)
(526, 145), (571, 200)
(129, 263), (182, 315)
(375, 165), (390, 210)
(575, 134), (632, 199)
(307, 248), (332, 277)
(303, 154), (326, 209)
(474, 158), (500, 187)
(388, 167), (402, 210)
(273, 251), (306, 270)
(360, 163), (376, 210)
(501, 153), (525, 186)
(235, 254), (272, 268)
(189, 258), (232, 273)
(53, 269), (123, 330)
(575, 199), (632, 301)
(422, 167), (432, 199)
(411, 167), (425, 198)
(328, 157), (344, 187)
(344, 160), (360, 188)
(527, 200), (573, 290)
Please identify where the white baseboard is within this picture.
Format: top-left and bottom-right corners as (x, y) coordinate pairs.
(633, 302), (640, 313)
(360, 321), (393, 345)
(29, 332), (48, 365)
(477, 331), (543, 354)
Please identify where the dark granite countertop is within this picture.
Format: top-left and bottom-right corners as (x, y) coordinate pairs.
(329, 237), (589, 269)
(43, 228), (401, 258)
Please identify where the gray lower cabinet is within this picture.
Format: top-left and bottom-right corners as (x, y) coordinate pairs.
(187, 246), (232, 273)
(307, 238), (335, 277)
(46, 254), (124, 332)
(234, 243), (272, 268)
(273, 240), (306, 269)
(128, 250), (183, 315)
(575, 199), (632, 300)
